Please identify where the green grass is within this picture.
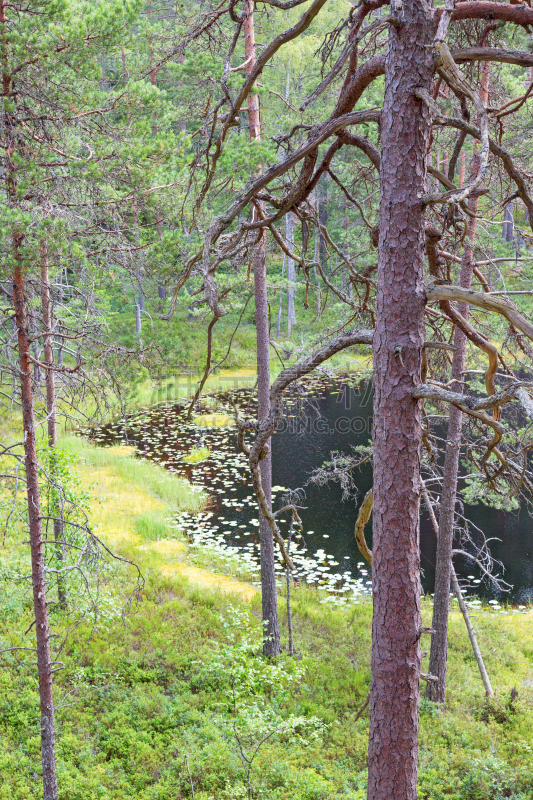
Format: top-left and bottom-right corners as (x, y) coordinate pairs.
(1, 432), (533, 800)
(60, 436), (205, 513)
(183, 446), (210, 463)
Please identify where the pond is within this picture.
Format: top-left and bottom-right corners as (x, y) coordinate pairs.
(93, 372), (533, 605)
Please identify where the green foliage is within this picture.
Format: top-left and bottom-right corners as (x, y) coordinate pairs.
(2, 481), (533, 799)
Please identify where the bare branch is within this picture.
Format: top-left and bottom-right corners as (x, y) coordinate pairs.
(425, 285), (533, 341)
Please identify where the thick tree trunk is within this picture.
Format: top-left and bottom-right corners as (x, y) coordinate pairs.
(286, 211), (297, 333)
(368, 2), (434, 798)
(41, 251), (67, 609)
(13, 263), (58, 800)
(244, 0), (280, 656)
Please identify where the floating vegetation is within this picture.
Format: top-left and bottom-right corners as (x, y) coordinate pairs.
(87, 371), (532, 611)
(87, 373), (376, 603)
(183, 446), (210, 463)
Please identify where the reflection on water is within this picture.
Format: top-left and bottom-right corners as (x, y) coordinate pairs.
(92, 373), (533, 604)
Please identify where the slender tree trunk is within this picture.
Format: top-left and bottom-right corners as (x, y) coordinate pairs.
(422, 487), (493, 699)
(28, 303), (42, 385)
(313, 196), (322, 318)
(286, 516), (295, 656)
(2, 6), (58, 791)
(56, 270), (63, 368)
(244, 0), (280, 657)
(284, 68), (296, 335)
(135, 301), (142, 337)
(318, 174), (328, 266)
(13, 263), (58, 800)
(426, 202), (479, 703)
(286, 211), (296, 333)
(459, 150), (466, 187)
(41, 248), (67, 609)
(426, 64), (489, 704)
(503, 202), (514, 243)
(276, 254), (285, 340)
(178, 52), (186, 132)
(368, 2), (434, 797)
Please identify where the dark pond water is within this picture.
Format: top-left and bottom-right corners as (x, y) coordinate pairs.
(92, 373), (533, 605)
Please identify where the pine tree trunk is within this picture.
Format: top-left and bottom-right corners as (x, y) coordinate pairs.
(286, 211), (297, 333)
(426, 64), (489, 704)
(368, 2), (434, 797)
(244, 0), (280, 657)
(313, 195), (322, 318)
(276, 254), (285, 340)
(318, 175), (328, 266)
(459, 151), (466, 187)
(41, 249), (67, 610)
(135, 301), (142, 337)
(422, 487), (494, 699)
(13, 262), (59, 800)
(2, 5), (58, 790)
(28, 305), (42, 385)
(56, 270), (64, 368)
(503, 202), (514, 243)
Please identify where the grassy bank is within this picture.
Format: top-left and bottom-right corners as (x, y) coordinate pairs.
(1, 440), (533, 800)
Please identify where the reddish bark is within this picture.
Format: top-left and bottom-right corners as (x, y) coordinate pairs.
(244, 0), (280, 656)
(451, 1), (533, 25)
(13, 263), (58, 800)
(368, 1), (435, 796)
(3, 0), (58, 792)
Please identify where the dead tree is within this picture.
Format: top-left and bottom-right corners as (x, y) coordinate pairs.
(244, 0), (281, 656)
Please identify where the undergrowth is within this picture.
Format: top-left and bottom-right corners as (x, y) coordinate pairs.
(1, 439), (533, 800)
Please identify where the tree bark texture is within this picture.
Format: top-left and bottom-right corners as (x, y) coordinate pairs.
(368, 3), (435, 798)
(244, 0), (281, 656)
(13, 264), (58, 800)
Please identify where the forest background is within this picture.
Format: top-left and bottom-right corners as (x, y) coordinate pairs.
(2, 0), (533, 798)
